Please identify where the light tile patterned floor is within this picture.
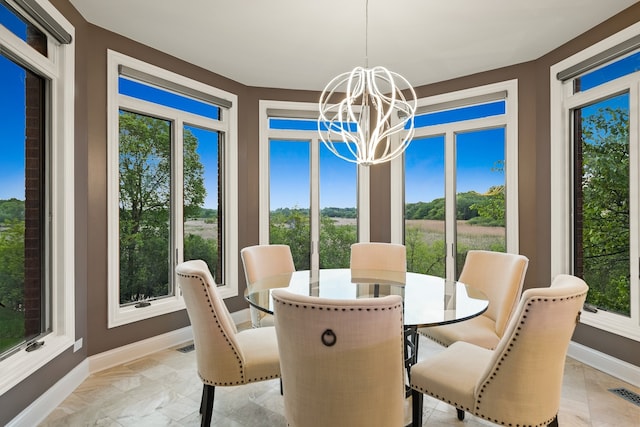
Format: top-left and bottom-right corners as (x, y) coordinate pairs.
(40, 336), (640, 426)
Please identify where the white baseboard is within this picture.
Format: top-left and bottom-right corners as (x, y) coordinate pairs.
(568, 341), (640, 388)
(6, 359), (90, 427)
(7, 308), (253, 427)
(231, 307), (251, 326)
(88, 325), (194, 373)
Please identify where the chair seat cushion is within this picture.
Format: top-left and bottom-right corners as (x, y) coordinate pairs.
(236, 326), (281, 382)
(420, 315), (499, 349)
(410, 341), (492, 412)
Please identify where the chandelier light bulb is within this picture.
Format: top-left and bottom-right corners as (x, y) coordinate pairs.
(318, 66), (417, 166)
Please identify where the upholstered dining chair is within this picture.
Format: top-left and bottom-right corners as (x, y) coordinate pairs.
(350, 242), (407, 272)
(175, 260), (281, 427)
(241, 244), (296, 327)
(420, 250), (529, 350)
(272, 289), (406, 427)
(410, 274), (588, 427)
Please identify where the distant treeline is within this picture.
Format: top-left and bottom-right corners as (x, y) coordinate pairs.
(0, 198), (24, 223)
(272, 207), (357, 218)
(271, 191), (494, 222)
(405, 191), (487, 221)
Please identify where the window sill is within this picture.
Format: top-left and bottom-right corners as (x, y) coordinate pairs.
(580, 310), (640, 341)
(0, 333), (74, 396)
(108, 297), (186, 329)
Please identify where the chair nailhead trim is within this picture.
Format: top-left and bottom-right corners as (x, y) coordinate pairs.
(178, 272), (269, 386)
(412, 290), (587, 427)
(271, 297), (403, 312)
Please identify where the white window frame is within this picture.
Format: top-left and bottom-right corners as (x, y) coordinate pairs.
(550, 22), (640, 341)
(0, 0), (75, 395)
(391, 80), (519, 279)
(107, 50), (238, 328)
(258, 100), (369, 268)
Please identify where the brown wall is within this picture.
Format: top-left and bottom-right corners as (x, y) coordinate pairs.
(1, 0), (639, 423)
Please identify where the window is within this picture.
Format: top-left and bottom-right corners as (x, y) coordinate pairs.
(551, 22), (640, 340)
(391, 81), (519, 281)
(107, 50), (238, 327)
(0, 0), (75, 393)
(259, 101), (367, 270)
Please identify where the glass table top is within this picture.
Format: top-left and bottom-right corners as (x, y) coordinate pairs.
(245, 268), (489, 328)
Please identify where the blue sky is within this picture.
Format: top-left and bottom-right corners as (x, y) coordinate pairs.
(0, 54), (26, 200)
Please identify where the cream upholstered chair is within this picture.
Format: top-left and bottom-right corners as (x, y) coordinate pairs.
(272, 289), (406, 427)
(241, 244), (295, 327)
(175, 260), (280, 427)
(410, 274), (588, 427)
(420, 250), (529, 350)
(350, 242), (407, 272)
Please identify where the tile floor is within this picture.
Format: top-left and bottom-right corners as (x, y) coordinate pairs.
(40, 336), (640, 426)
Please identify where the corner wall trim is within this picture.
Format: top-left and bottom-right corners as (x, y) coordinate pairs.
(6, 359), (89, 427)
(568, 341), (640, 388)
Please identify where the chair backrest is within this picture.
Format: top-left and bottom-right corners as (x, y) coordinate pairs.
(175, 260), (245, 385)
(241, 244), (295, 285)
(458, 250), (528, 337)
(474, 274), (588, 424)
(272, 289), (406, 427)
(350, 242), (406, 272)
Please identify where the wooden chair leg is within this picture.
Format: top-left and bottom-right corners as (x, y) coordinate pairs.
(456, 408), (465, 421)
(201, 384), (215, 427)
(411, 389), (423, 427)
(548, 415), (559, 427)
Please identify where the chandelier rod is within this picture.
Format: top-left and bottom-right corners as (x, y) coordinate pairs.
(364, 0), (369, 68)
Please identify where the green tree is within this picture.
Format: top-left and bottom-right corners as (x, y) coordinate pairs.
(269, 208), (311, 270)
(118, 112), (205, 303)
(580, 106), (630, 315)
(319, 216), (356, 268)
(0, 198), (25, 223)
(405, 226), (445, 276)
(469, 185), (505, 226)
(0, 220), (25, 311)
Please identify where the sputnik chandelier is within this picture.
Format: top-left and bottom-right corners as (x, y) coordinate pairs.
(318, 0), (417, 166)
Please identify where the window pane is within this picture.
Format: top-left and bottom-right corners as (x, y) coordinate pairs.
(413, 101), (505, 128)
(119, 77), (220, 120)
(0, 53), (47, 358)
(0, 2), (47, 56)
(319, 143), (357, 269)
(574, 93), (630, 316)
(183, 125), (222, 283)
(269, 118), (357, 132)
(575, 51), (640, 93)
(455, 128), (506, 277)
(118, 110), (171, 305)
(404, 135), (446, 276)
(270, 118), (318, 131)
(269, 140), (311, 270)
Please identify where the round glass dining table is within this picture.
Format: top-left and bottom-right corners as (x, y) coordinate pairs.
(246, 268), (489, 399)
(245, 268), (489, 328)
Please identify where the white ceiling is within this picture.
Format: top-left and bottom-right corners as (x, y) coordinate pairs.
(68, 0), (639, 91)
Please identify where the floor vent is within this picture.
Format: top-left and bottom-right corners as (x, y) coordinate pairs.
(609, 387), (640, 407)
(177, 343), (195, 353)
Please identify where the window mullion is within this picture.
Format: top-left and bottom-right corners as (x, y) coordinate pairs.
(445, 130), (457, 281)
(173, 117), (184, 277)
(310, 138), (320, 270)
(630, 82), (640, 324)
